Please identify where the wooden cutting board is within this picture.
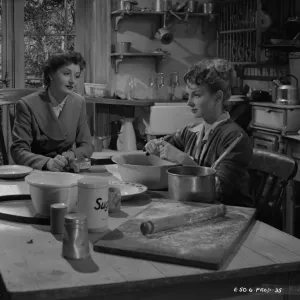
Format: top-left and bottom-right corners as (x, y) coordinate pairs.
(94, 200), (256, 270)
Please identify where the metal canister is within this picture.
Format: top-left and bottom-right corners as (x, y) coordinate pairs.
(62, 213), (90, 260)
(187, 1), (198, 12)
(155, 0), (172, 12)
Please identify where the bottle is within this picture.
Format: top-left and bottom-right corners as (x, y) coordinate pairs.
(157, 73), (169, 101)
(126, 76), (135, 100)
(146, 76), (158, 100)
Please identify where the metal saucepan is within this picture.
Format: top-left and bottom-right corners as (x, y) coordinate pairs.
(167, 132), (243, 203)
(155, 13), (173, 45)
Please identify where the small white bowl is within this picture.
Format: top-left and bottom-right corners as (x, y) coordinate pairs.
(25, 172), (84, 216)
(84, 83), (109, 97)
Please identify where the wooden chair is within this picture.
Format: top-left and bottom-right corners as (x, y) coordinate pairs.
(248, 148), (298, 230)
(0, 88), (39, 164)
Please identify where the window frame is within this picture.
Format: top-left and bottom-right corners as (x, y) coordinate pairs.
(23, 0), (76, 88)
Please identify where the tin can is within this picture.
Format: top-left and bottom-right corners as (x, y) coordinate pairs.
(77, 177), (109, 232)
(62, 213), (90, 260)
(155, 0), (172, 12)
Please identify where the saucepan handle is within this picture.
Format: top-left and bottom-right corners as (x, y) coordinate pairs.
(211, 132), (244, 170)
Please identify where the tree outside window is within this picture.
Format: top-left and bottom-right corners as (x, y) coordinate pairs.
(24, 0), (75, 88)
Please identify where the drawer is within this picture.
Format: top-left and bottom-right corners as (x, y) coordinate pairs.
(252, 107), (285, 130)
(253, 137), (278, 152)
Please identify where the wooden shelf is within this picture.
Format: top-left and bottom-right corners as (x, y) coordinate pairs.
(110, 52), (167, 73)
(111, 10), (218, 30)
(262, 44), (300, 52)
(85, 96), (155, 106)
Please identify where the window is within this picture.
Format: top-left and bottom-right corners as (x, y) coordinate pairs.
(24, 0), (75, 88)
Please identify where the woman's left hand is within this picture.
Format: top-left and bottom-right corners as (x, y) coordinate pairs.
(156, 140), (185, 163)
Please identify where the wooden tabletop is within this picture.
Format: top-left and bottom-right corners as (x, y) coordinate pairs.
(0, 165), (300, 299)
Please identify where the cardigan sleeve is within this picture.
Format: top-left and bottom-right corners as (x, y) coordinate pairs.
(160, 127), (188, 152)
(10, 100), (50, 170)
(72, 99), (93, 159)
(214, 129), (253, 202)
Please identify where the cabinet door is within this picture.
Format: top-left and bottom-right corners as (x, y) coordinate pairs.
(252, 107), (285, 130)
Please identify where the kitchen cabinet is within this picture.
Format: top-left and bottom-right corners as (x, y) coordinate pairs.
(250, 102), (300, 153)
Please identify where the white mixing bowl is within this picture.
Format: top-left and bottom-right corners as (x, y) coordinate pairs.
(25, 172), (84, 216)
(112, 153), (178, 190)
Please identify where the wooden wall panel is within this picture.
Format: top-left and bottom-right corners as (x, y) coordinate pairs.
(75, 0), (112, 139)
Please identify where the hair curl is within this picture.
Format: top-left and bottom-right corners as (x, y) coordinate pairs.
(43, 51), (86, 87)
(183, 58), (236, 102)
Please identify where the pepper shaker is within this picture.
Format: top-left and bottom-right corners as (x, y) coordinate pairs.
(50, 203), (68, 234)
(62, 213), (90, 260)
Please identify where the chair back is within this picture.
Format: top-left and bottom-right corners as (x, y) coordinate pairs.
(0, 88), (39, 164)
(248, 148), (298, 229)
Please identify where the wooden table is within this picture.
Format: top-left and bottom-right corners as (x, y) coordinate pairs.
(0, 165), (300, 300)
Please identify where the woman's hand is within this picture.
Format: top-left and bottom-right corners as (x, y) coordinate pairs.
(46, 155), (69, 172)
(155, 140), (185, 163)
(144, 139), (162, 156)
(62, 150), (76, 163)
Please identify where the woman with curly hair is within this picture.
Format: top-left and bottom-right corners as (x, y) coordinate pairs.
(11, 51), (93, 172)
(145, 58), (253, 206)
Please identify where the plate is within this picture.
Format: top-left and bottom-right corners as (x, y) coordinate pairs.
(109, 180), (148, 200)
(0, 165), (33, 179)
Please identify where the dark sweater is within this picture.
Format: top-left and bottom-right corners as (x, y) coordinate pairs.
(164, 119), (254, 207)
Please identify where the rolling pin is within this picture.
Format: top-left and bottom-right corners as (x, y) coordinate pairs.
(140, 204), (227, 235)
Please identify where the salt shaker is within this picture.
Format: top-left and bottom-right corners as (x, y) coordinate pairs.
(50, 203), (68, 234)
(62, 213), (90, 260)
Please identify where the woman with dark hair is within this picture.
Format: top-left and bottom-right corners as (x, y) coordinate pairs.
(11, 51), (93, 172)
(145, 58), (253, 206)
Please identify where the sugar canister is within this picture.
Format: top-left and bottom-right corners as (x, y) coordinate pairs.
(62, 213), (90, 260)
(77, 177), (109, 233)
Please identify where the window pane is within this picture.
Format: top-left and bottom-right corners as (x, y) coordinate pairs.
(25, 35), (65, 80)
(66, 0), (75, 34)
(24, 0), (65, 35)
(0, 1), (2, 33)
(67, 35), (75, 51)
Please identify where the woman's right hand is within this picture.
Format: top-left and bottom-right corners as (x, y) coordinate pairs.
(46, 155), (69, 172)
(144, 139), (161, 156)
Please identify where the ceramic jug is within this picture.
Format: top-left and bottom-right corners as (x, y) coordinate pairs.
(117, 118), (137, 152)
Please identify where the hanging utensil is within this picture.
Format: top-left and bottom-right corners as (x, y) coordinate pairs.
(155, 13), (174, 44)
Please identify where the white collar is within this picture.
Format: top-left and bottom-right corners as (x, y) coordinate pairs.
(48, 89), (68, 108)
